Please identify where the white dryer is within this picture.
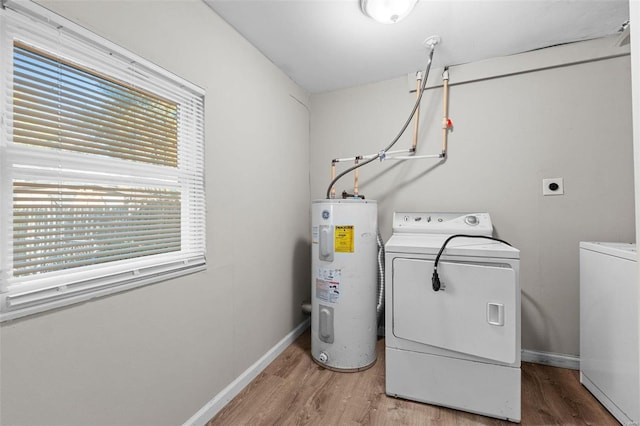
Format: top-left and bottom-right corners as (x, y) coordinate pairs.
(385, 212), (521, 422)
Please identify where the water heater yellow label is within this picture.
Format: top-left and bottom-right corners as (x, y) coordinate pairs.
(334, 225), (354, 253)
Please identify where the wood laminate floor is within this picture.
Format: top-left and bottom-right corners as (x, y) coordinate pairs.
(207, 330), (617, 425)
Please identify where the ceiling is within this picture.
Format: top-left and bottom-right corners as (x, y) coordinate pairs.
(204, 0), (630, 94)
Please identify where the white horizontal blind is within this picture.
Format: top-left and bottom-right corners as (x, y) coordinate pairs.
(13, 42), (179, 167)
(13, 181), (181, 277)
(0, 3), (206, 320)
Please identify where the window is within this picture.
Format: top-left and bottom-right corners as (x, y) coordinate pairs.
(0, 1), (206, 320)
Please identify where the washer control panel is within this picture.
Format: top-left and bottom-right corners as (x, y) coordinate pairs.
(392, 212), (493, 236)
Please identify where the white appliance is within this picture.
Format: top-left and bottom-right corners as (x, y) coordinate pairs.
(311, 199), (378, 371)
(580, 241), (638, 425)
(385, 212), (521, 422)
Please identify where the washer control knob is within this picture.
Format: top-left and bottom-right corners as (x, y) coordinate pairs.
(465, 215), (479, 226)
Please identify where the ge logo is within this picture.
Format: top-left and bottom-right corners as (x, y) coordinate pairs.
(322, 210), (330, 220)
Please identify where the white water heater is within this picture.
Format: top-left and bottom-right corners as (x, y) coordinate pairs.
(311, 199), (378, 371)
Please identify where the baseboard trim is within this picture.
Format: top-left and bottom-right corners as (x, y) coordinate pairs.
(184, 318), (311, 426)
(521, 349), (580, 370)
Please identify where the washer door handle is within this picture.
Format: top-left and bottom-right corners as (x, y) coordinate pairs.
(487, 302), (504, 326)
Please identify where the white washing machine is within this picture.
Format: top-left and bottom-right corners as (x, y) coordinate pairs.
(580, 241), (638, 425)
(385, 212), (521, 422)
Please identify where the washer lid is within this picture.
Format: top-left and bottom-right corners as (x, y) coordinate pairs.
(386, 234), (520, 259)
(580, 241), (637, 261)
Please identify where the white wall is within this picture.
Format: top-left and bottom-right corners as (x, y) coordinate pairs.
(310, 36), (635, 356)
(0, 1), (310, 425)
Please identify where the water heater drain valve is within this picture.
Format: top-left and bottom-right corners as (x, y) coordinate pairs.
(318, 352), (329, 363)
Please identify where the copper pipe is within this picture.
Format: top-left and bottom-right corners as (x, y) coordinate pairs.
(330, 162), (336, 199)
(353, 158), (359, 197)
(442, 68), (450, 156)
(412, 72), (422, 152)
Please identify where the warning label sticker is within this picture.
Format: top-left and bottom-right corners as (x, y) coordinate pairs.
(334, 225), (354, 253)
(316, 279), (340, 303)
(316, 268), (341, 303)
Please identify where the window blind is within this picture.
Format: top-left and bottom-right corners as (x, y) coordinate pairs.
(13, 181), (181, 277)
(0, 2), (206, 320)
(13, 42), (179, 167)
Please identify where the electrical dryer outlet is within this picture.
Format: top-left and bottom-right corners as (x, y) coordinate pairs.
(542, 178), (564, 195)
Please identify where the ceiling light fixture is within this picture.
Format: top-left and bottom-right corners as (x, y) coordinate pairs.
(360, 0), (419, 24)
